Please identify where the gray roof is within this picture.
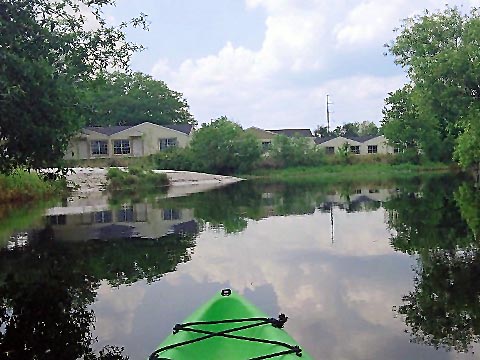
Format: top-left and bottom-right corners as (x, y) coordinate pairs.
(163, 124), (193, 135)
(86, 125), (132, 135)
(344, 135), (380, 143)
(266, 129), (313, 138)
(85, 123), (193, 136)
(314, 136), (336, 144)
(314, 135), (381, 144)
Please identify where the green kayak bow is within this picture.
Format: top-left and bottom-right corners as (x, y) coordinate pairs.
(150, 289), (312, 360)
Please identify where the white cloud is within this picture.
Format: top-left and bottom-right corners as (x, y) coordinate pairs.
(149, 0), (474, 129)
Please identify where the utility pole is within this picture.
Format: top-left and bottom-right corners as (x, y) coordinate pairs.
(326, 94), (333, 133)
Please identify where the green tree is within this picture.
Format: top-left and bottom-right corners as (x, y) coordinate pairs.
(84, 71), (195, 127)
(357, 121), (380, 136)
(384, 6), (480, 164)
(0, 0), (146, 173)
(269, 135), (324, 167)
(188, 117), (262, 174)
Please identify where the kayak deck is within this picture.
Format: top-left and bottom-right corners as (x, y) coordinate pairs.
(150, 289), (312, 359)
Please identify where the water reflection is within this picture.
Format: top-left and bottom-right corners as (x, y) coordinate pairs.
(384, 177), (480, 353)
(1, 176), (479, 359)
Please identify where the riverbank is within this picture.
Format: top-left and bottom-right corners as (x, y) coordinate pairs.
(246, 162), (454, 183)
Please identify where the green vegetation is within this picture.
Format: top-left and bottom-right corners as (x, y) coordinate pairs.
(248, 162), (451, 183)
(0, 0), (146, 173)
(107, 167), (169, 193)
(314, 121), (381, 138)
(0, 170), (64, 203)
(152, 116), (262, 174)
(383, 6), (480, 170)
(83, 71), (196, 127)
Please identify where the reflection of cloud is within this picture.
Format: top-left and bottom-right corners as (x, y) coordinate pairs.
(93, 280), (146, 343)
(164, 209), (419, 358)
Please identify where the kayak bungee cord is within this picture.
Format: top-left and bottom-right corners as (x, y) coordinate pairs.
(149, 314), (303, 360)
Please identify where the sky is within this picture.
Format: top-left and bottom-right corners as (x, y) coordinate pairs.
(102, 0), (480, 130)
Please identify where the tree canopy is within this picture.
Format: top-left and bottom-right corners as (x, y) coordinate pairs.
(83, 71), (196, 127)
(382, 6), (480, 167)
(314, 121), (380, 138)
(0, 0), (146, 173)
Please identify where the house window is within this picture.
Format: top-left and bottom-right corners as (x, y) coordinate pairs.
(261, 141), (271, 151)
(113, 139), (130, 154)
(91, 140), (108, 155)
(48, 215), (66, 225)
(159, 138), (177, 151)
(326, 146), (335, 154)
(117, 206), (134, 222)
(394, 147), (400, 154)
(163, 208), (181, 221)
(93, 211), (112, 223)
(350, 146), (360, 154)
(368, 145), (378, 154)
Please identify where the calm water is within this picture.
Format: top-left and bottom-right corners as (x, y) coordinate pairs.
(1, 175), (480, 359)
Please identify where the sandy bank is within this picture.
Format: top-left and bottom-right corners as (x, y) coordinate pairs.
(63, 167), (243, 196)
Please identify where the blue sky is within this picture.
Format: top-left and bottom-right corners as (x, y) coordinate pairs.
(102, 0), (478, 130)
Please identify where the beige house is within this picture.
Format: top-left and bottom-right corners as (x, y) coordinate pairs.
(246, 127), (315, 150)
(65, 122), (194, 160)
(315, 135), (394, 155)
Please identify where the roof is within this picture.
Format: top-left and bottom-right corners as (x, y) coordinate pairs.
(86, 125), (132, 136)
(85, 123), (193, 136)
(314, 136), (336, 144)
(266, 129), (313, 138)
(314, 135), (382, 144)
(163, 123), (193, 135)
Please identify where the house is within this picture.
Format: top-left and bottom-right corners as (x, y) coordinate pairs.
(246, 127), (315, 150)
(314, 135), (394, 155)
(65, 122), (194, 160)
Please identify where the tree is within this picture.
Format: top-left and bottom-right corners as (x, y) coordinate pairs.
(83, 71), (196, 127)
(314, 125), (329, 138)
(384, 6), (480, 164)
(188, 117), (262, 174)
(357, 121), (380, 136)
(0, 0), (146, 173)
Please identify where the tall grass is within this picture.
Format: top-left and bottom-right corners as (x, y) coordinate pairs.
(0, 170), (60, 203)
(248, 162), (452, 183)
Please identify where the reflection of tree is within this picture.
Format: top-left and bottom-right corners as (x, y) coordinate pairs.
(0, 231), (196, 359)
(386, 176), (480, 352)
(157, 182), (327, 233)
(399, 250), (480, 352)
(455, 183), (480, 240)
(385, 177), (474, 253)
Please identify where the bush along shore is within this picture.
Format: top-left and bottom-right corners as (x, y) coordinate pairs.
(0, 169), (65, 204)
(107, 167), (169, 193)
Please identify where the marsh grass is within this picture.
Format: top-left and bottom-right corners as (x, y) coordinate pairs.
(107, 167), (169, 191)
(0, 170), (61, 203)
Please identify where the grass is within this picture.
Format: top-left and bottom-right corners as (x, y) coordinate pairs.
(0, 169), (64, 204)
(107, 167), (169, 191)
(247, 162), (453, 183)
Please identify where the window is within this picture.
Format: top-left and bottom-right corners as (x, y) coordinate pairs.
(117, 206), (134, 222)
(350, 146), (360, 154)
(394, 147), (400, 154)
(368, 145), (378, 154)
(113, 139), (130, 154)
(159, 138), (177, 151)
(49, 215), (66, 225)
(261, 141), (271, 151)
(326, 146), (335, 154)
(91, 140), (108, 155)
(93, 211), (112, 223)
(163, 208), (181, 220)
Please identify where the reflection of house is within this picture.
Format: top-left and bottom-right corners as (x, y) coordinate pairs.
(246, 127), (315, 150)
(45, 204), (197, 241)
(315, 135), (393, 155)
(318, 188), (395, 212)
(65, 122), (194, 160)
